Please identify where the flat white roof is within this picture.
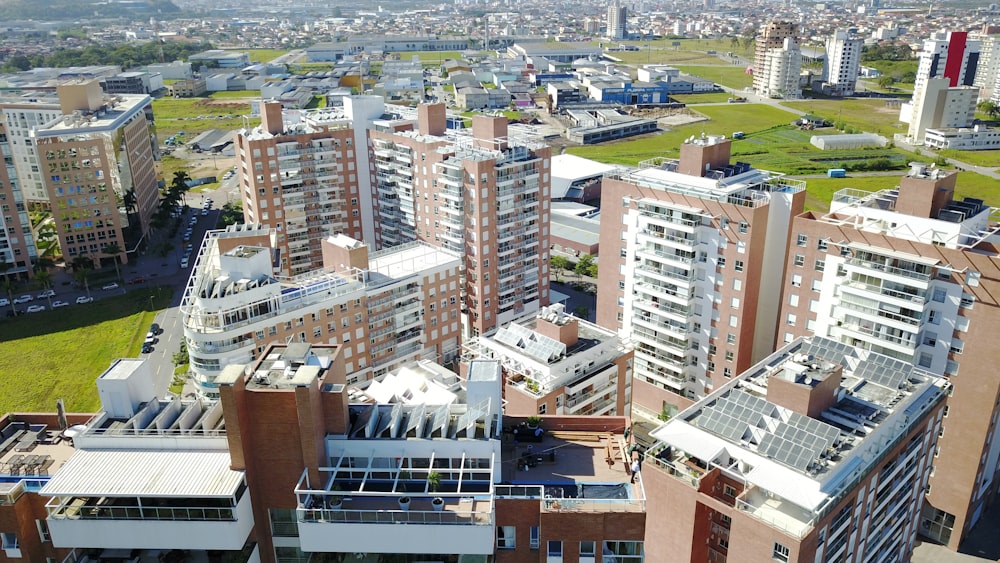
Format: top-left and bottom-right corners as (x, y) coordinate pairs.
(40, 450), (244, 498)
(99, 358), (145, 380)
(369, 242), (460, 281)
(551, 154), (616, 197)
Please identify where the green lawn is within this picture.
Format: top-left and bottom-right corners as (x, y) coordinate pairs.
(395, 51), (464, 63)
(609, 49), (727, 66)
(0, 287), (173, 414)
(675, 65), (753, 90)
(936, 149), (1000, 168)
(210, 90), (262, 99)
(670, 92), (733, 104)
(151, 97), (258, 139)
(795, 171), (1000, 212)
(867, 60), (919, 82)
(780, 99), (906, 137)
(291, 62), (338, 73)
(225, 48), (291, 64)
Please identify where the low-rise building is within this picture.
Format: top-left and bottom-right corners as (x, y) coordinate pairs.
(189, 49), (251, 69)
(168, 77), (207, 97)
(923, 124), (1000, 150)
(462, 304), (632, 417)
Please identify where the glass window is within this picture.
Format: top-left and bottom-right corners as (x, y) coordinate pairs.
(773, 542), (790, 562)
(530, 526), (540, 549)
(580, 541), (596, 556)
(796, 234), (807, 247)
(497, 525), (516, 549)
(548, 541), (563, 557)
(603, 541), (644, 562)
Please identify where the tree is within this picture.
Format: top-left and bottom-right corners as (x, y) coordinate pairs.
(550, 255), (571, 277)
(572, 304), (590, 319)
(877, 75), (895, 90)
(102, 243), (123, 281)
(34, 269), (53, 308)
(575, 254), (597, 278)
(72, 264), (91, 298)
(1, 276), (16, 317)
(978, 101), (999, 119)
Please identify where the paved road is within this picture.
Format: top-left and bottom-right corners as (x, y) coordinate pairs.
(549, 277), (597, 324)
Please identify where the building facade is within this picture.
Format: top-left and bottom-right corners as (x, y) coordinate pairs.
(32, 81), (159, 264)
(758, 38), (802, 99)
(642, 335), (948, 562)
(370, 104), (552, 337)
(753, 20), (799, 95)
(776, 164), (1000, 549)
(597, 135), (805, 423)
(181, 225), (463, 399)
(462, 303), (633, 417)
(607, 2), (627, 40)
(819, 30), (862, 97)
(0, 114), (36, 279)
(0, 98), (62, 205)
(902, 30), (982, 143)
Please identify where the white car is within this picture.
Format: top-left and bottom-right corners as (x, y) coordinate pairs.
(37, 289), (55, 298)
(51, 300), (69, 308)
(26, 305), (46, 313)
(201, 208), (209, 216)
(13, 294), (33, 304)
(102, 282), (119, 291)
(180, 257), (190, 268)
(76, 296), (94, 304)
(0, 298), (8, 307)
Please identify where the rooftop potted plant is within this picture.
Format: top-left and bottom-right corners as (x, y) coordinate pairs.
(526, 415), (542, 430)
(398, 471), (411, 511)
(428, 470), (444, 511)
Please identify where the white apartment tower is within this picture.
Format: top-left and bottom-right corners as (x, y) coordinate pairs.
(820, 29), (863, 97)
(607, 2), (627, 41)
(901, 31), (981, 143)
(753, 20), (799, 95)
(596, 135), (805, 421)
(759, 38), (803, 99)
(0, 99), (62, 205)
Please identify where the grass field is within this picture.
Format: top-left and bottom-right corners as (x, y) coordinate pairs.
(152, 97), (258, 139)
(780, 99), (906, 137)
(675, 65), (753, 90)
(394, 51), (464, 63)
(937, 149), (1000, 168)
(867, 60), (919, 82)
(209, 90), (262, 99)
(224, 48), (291, 64)
(670, 92), (733, 104)
(0, 287), (173, 414)
(608, 49), (727, 66)
(794, 171), (1000, 212)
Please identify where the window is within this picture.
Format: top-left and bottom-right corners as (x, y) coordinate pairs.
(718, 257), (726, 268)
(1, 533), (20, 558)
(548, 541), (563, 557)
(796, 234), (807, 247)
(814, 259), (825, 272)
(793, 254), (805, 266)
(773, 542), (790, 562)
(720, 538), (730, 549)
(728, 315), (738, 328)
(817, 238), (828, 251)
(538, 404), (547, 414)
(960, 293), (975, 309)
(738, 222), (748, 234)
(580, 541), (596, 557)
(945, 360), (959, 376)
(725, 351), (734, 362)
(733, 278), (742, 291)
(497, 526), (516, 549)
(791, 274), (802, 287)
(731, 297), (740, 309)
(35, 519), (50, 543)
(950, 339), (964, 354)
(726, 333), (736, 344)
(723, 367), (733, 377)
(788, 294), (799, 307)
(811, 279), (821, 292)
(603, 541), (643, 562)
(734, 260), (744, 272)
(931, 288), (946, 303)
(786, 313), (796, 326)
(530, 526), (540, 549)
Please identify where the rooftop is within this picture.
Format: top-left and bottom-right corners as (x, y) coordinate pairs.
(243, 344), (337, 390)
(648, 336), (947, 536)
(368, 241), (461, 284)
(33, 94), (151, 137)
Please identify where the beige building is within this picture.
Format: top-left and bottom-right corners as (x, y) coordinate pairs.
(0, 116), (36, 279)
(32, 81), (159, 265)
(597, 135), (805, 423)
(753, 20), (800, 95)
(182, 225), (463, 398)
(776, 164), (1000, 548)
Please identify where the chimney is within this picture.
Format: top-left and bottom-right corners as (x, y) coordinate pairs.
(261, 101), (284, 135)
(533, 305), (579, 348)
(321, 234), (369, 274)
(896, 165), (957, 219)
(677, 135), (732, 177)
(418, 103), (447, 136)
(766, 357), (841, 419)
(472, 115), (508, 151)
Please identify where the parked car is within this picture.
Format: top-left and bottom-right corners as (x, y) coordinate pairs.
(26, 305), (46, 313)
(201, 208), (209, 216)
(150, 323), (162, 335)
(102, 282), (120, 291)
(141, 343), (154, 354)
(37, 289), (55, 298)
(13, 294), (33, 304)
(0, 298), (8, 307)
(180, 257), (190, 268)
(144, 332), (158, 345)
(52, 300), (69, 308)
(76, 296), (94, 304)
(129, 276), (146, 285)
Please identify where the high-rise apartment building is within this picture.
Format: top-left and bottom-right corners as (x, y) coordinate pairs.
(596, 135), (805, 422)
(181, 224), (463, 398)
(902, 31), (981, 143)
(461, 303), (633, 417)
(31, 81), (160, 265)
(758, 37), (802, 99)
(776, 164), (1000, 548)
(753, 20), (799, 95)
(235, 99), (381, 276)
(972, 30), (1000, 101)
(607, 1), (627, 40)
(819, 29), (863, 97)
(642, 335), (948, 562)
(0, 116), (36, 279)
(0, 98), (62, 204)
(370, 104), (552, 337)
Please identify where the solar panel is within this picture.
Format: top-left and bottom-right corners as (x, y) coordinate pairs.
(696, 408), (750, 442)
(855, 359), (906, 389)
(725, 389), (772, 417)
(759, 432), (821, 471)
(495, 328), (523, 348)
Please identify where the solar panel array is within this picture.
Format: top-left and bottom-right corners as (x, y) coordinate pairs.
(801, 337), (856, 363)
(758, 433), (821, 472)
(493, 323), (567, 363)
(854, 355), (910, 389)
(696, 407), (753, 442)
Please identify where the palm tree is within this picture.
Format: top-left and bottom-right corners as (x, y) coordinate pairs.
(34, 268), (53, 309)
(102, 243), (123, 281)
(72, 267), (91, 298)
(1, 276), (16, 317)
